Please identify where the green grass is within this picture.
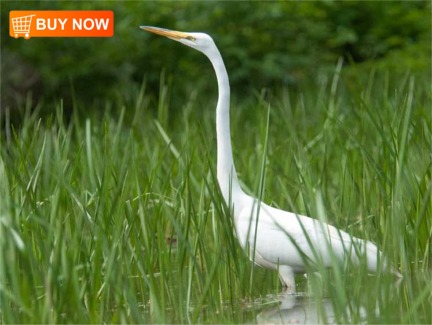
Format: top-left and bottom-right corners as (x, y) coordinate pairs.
(1, 69), (431, 323)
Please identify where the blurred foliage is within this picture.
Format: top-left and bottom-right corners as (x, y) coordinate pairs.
(1, 1), (430, 118)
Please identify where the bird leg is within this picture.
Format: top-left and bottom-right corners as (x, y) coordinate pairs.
(278, 266), (296, 294)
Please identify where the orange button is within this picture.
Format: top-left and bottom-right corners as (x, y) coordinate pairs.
(10, 10), (114, 39)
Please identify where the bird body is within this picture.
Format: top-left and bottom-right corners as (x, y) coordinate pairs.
(232, 194), (383, 291)
(142, 26), (390, 293)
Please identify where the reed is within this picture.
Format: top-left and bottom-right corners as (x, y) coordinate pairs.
(0, 70), (430, 323)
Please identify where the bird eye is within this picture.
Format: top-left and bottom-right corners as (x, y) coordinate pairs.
(185, 35), (196, 41)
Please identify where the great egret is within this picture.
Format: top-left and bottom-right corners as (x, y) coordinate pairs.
(141, 26), (394, 293)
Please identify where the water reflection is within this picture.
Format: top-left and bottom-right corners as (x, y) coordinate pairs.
(256, 294), (367, 324)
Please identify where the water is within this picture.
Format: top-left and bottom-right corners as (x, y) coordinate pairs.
(115, 270), (431, 324)
(254, 294), (367, 324)
(224, 271), (431, 324)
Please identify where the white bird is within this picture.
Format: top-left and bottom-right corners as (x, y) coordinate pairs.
(141, 26), (394, 293)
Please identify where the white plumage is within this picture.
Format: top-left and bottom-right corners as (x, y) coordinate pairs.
(142, 26), (391, 293)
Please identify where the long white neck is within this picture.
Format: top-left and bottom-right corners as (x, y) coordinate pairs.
(205, 46), (243, 204)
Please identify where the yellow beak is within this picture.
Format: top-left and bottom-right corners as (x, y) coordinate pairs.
(140, 26), (191, 40)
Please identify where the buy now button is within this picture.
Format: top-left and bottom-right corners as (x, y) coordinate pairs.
(10, 10), (114, 39)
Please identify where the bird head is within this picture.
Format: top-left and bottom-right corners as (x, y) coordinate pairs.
(140, 26), (216, 56)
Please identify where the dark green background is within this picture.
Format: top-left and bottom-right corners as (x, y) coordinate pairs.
(2, 1), (430, 120)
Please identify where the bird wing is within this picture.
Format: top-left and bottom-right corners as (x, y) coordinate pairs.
(236, 201), (381, 272)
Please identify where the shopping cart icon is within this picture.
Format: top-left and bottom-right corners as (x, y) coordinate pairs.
(12, 14), (36, 39)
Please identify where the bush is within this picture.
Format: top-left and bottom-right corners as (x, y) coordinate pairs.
(1, 1), (430, 118)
